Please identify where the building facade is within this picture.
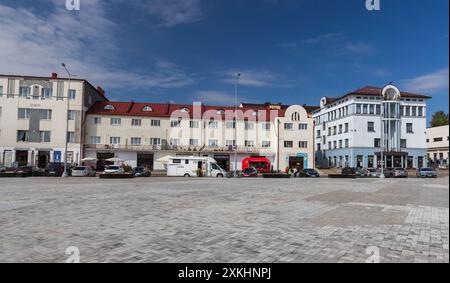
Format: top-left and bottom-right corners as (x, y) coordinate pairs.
(312, 86), (430, 169)
(426, 125), (449, 168)
(84, 101), (316, 172)
(0, 74), (107, 168)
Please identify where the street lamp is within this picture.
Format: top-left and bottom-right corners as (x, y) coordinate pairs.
(61, 63), (75, 178)
(234, 73), (241, 177)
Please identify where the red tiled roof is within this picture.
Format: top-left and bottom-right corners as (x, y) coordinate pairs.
(322, 86), (431, 107)
(240, 103), (319, 114)
(87, 101), (287, 121)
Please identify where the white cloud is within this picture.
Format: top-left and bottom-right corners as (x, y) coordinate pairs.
(194, 91), (235, 105)
(0, 1), (195, 91)
(222, 70), (285, 87)
(402, 67), (449, 94)
(134, 0), (203, 27)
(301, 33), (342, 44)
(344, 42), (376, 56)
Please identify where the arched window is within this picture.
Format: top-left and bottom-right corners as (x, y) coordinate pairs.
(180, 107), (190, 113)
(104, 104), (115, 111)
(216, 109), (225, 115)
(292, 112), (300, 121)
(143, 106), (153, 112)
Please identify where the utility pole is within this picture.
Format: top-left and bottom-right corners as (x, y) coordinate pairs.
(234, 73), (241, 177)
(61, 63), (74, 178)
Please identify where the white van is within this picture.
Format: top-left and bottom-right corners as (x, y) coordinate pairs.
(167, 156), (227, 177)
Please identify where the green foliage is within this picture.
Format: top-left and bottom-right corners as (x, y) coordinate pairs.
(430, 111), (449, 127)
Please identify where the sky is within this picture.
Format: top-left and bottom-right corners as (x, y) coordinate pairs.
(0, 0), (448, 121)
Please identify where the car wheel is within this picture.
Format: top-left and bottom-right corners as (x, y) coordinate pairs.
(184, 174), (191, 178)
(217, 174), (224, 178)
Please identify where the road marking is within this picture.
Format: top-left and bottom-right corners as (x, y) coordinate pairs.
(423, 184), (449, 189)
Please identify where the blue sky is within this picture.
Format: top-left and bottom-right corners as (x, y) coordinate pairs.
(0, 0), (448, 120)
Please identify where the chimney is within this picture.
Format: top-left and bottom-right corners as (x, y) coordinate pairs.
(96, 86), (105, 96)
(51, 73), (58, 79)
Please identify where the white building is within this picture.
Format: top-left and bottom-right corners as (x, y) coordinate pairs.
(426, 125), (449, 168)
(312, 86), (430, 169)
(0, 74), (107, 168)
(84, 101), (316, 172)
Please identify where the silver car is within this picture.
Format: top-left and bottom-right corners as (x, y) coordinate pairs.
(367, 168), (379, 178)
(72, 166), (97, 177)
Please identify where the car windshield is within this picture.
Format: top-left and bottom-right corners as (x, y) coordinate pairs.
(421, 168), (432, 172)
(74, 167), (86, 170)
(107, 166), (119, 170)
(243, 168), (255, 174)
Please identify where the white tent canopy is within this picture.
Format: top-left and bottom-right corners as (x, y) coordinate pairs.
(156, 155), (172, 163)
(81, 157), (97, 162)
(106, 158), (124, 163)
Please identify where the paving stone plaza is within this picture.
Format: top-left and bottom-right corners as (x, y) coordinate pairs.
(0, 177), (448, 263)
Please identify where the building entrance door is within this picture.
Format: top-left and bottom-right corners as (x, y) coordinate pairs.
(214, 155), (230, 172)
(289, 157), (304, 171)
(137, 153), (154, 170)
(37, 151), (50, 168)
(16, 150), (28, 166)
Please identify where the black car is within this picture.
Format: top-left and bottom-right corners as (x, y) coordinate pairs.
(132, 167), (152, 177)
(44, 163), (70, 177)
(341, 167), (367, 177)
(298, 169), (320, 178)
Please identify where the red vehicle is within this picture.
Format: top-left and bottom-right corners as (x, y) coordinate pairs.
(242, 157), (271, 173)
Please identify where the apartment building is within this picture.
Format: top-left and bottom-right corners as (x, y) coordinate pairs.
(84, 101), (316, 171)
(426, 125), (449, 168)
(0, 74), (107, 168)
(312, 85), (431, 169)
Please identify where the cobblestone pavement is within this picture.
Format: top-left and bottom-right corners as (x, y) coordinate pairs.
(0, 177), (448, 263)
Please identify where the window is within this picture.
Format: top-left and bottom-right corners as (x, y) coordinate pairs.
(401, 139), (407, 148)
(376, 104), (381, 115)
(180, 108), (190, 113)
(40, 131), (51, 143)
(333, 126), (337, 135)
(189, 139), (199, 146)
(90, 136), (101, 144)
(411, 106), (417, 116)
(68, 110), (76, 120)
(17, 130), (29, 142)
(190, 121), (199, 128)
(262, 141), (271, 148)
(345, 139), (349, 148)
(406, 123), (414, 133)
(356, 104), (362, 114)
(209, 140), (219, 147)
(328, 142), (332, 149)
(143, 106), (153, 112)
(151, 120), (161, 127)
(111, 118), (121, 126)
(42, 88), (52, 99)
(284, 123), (293, 130)
(369, 104), (375, 115)
(93, 117), (102, 124)
(333, 141), (337, 149)
(328, 127), (332, 136)
(339, 140), (343, 148)
(284, 141), (293, 148)
(367, 122), (375, 132)
(374, 138), (381, 148)
(245, 140), (255, 148)
(338, 125), (343, 134)
(434, 137), (443, 142)
(171, 120), (181, 128)
(344, 123), (349, 133)
(299, 141), (308, 148)
(130, 137), (141, 145)
(226, 121), (236, 129)
(418, 107), (424, 117)
(245, 122), (254, 130)
(18, 108), (30, 119)
(131, 119), (142, 126)
(67, 132), (76, 143)
(262, 123), (271, 131)
(0, 85), (3, 96)
(104, 105), (115, 111)
(405, 106), (411, 117)
(150, 138), (161, 145)
(299, 123), (308, 130)
(68, 89), (76, 100)
(41, 110), (52, 120)
(208, 120), (218, 129)
(110, 137), (121, 144)
(19, 87), (30, 98)
(226, 140), (236, 147)
(173, 159), (181, 164)
(170, 138), (180, 146)
(363, 104), (368, 114)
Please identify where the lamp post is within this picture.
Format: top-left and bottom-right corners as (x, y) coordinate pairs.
(234, 73), (241, 177)
(61, 63), (75, 178)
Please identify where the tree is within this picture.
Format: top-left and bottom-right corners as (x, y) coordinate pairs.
(430, 111), (449, 128)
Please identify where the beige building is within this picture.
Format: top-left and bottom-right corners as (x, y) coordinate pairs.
(426, 125), (449, 168)
(84, 101), (317, 172)
(0, 74), (107, 168)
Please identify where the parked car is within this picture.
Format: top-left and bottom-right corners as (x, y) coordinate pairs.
(341, 167), (367, 177)
(132, 167), (152, 177)
(0, 167), (6, 173)
(417, 168), (438, 178)
(15, 166), (34, 177)
(241, 167), (258, 178)
(72, 166), (97, 177)
(44, 163), (69, 177)
(384, 167), (408, 178)
(103, 165), (125, 175)
(298, 169), (320, 178)
(367, 168), (380, 178)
